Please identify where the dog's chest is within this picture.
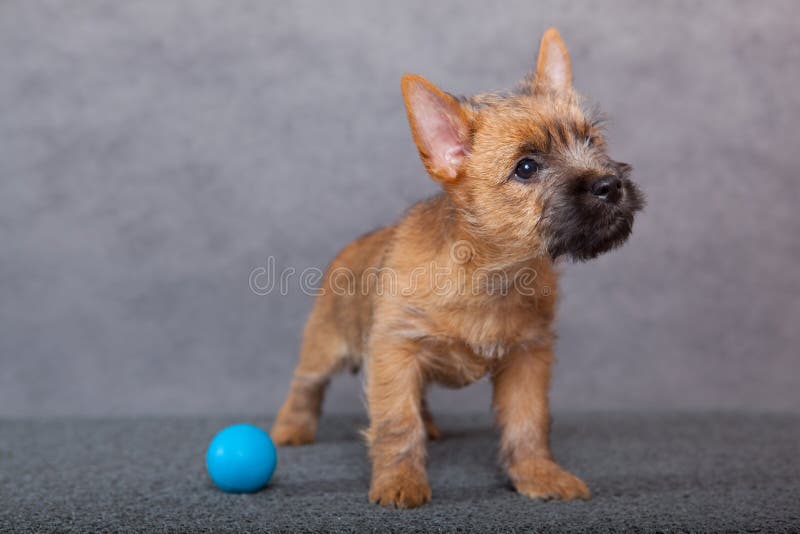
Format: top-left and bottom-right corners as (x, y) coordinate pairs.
(454, 299), (552, 355)
(416, 294), (554, 386)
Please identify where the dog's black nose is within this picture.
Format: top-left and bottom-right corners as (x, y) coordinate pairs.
(590, 175), (623, 203)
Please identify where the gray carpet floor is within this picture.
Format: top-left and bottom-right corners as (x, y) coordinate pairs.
(1, 413), (798, 532)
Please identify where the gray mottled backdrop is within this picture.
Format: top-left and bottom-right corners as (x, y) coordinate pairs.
(1, 1), (798, 416)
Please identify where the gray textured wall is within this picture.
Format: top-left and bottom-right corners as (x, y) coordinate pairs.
(1, 1), (798, 417)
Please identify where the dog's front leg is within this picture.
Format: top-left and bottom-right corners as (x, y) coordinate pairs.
(492, 345), (591, 500)
(365, 335), (431, 508)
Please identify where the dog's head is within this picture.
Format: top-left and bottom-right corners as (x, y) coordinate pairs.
(401, 28), (644, 261)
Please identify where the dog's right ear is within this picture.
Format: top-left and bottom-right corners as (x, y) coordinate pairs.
(401, 74), (471, 183)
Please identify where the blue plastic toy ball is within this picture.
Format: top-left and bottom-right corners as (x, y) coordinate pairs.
(206, 424), (277, 493)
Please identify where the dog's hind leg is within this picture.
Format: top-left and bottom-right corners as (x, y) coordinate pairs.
(271, 307), (352, 446)
(421, 395), (442, 441)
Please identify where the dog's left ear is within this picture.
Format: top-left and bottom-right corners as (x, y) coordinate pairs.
(401, 74), (471, 183)
(534, 27), (572, 94)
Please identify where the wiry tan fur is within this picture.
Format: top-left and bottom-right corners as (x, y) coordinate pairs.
(271, 28), (640, 508)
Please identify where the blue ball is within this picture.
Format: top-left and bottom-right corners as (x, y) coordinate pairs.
(206, 424), (277, 493)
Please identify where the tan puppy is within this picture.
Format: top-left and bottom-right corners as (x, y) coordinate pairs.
(271, 28), (644, 508)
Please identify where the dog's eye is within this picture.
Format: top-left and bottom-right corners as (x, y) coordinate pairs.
(514, 158), (540, 181)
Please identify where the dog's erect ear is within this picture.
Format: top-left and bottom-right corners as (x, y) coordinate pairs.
(401, 74), (471, 183)
(535, 27), (572, 94)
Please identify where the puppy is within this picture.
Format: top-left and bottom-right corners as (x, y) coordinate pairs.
(271, 28), (644, 508)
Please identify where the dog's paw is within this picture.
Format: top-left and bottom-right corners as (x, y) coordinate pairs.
(270, 420), (316, 446)
(369, 470), (432, 508)
(512, 458), (591, 501)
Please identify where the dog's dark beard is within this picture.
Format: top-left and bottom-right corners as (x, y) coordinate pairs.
(541, 179), (645, 261)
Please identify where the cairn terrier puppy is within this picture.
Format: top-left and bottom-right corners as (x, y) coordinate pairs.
(272, 27), (644, 508)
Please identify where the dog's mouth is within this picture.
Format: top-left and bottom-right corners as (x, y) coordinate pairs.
(543, 179), (645, 261)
